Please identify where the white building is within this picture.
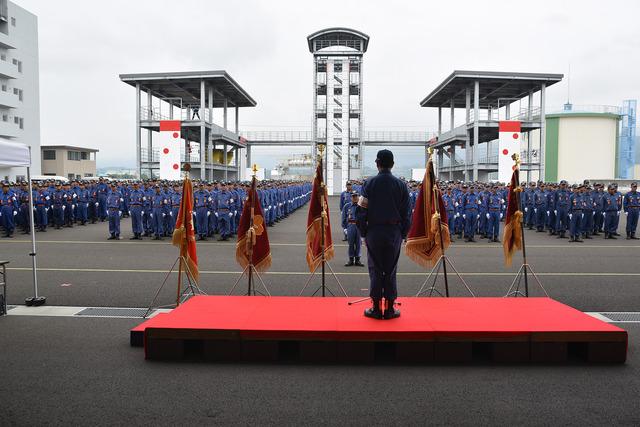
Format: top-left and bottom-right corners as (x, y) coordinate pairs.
(0, 0), (40, 182)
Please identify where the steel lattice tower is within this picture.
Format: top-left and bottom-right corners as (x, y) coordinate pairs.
(308, 28), (369, 195)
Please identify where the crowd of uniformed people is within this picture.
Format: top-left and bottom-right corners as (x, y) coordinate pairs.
(0, 178), (311, 240)
(1, 176), (638, 247)
(337, 179), (640, 255)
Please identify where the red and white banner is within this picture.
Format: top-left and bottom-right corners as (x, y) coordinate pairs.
(498, 121), (521, 183)
(159, 120), (182, 180)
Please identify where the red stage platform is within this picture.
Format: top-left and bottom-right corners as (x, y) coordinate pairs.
(132, 296), (627, 363)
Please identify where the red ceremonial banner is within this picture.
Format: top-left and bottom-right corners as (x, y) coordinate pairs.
(405, 157), (450, 268)
(236, 176), (272, 272)
(306, 159), (334, 271)
(172, 177), (199, 282)
(503, 165), (523, 266)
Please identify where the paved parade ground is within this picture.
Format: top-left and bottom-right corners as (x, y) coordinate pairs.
(1, 196), (639, 425)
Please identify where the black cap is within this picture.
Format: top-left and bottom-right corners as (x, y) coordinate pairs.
(351, 191), (359, 196)
(375, 149), (394, 168)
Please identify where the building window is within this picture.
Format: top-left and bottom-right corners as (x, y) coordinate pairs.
(84, 173), (93, 177)
(1, 85), (5, 92)
(13, 116), (18, 124)
(67, 151), (81, 161)
(19, 117), (23, 129)
(42, 150), (56, 160)
(10, 17), (15, 26)
(2, 114), (7, 122)
(12, 87), (17, 95)
(11, 58), (15, 65)
(17, 60), (21, 72)
(68, 173), (74, 181)
(18, 89), (22, 101)
(0, 54), (5, 61)
(81, 151), (88, 160)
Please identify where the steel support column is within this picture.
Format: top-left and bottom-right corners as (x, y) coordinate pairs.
(200, 79), (206, 180)
(223, 99), (228, 130)
(539, 83), (546, 181)
(473, 80), (479, 181)
(147, 90), (153, 178)
(135, 83), (141, 178)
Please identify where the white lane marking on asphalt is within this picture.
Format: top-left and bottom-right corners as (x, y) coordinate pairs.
(6, 305), (638, 322)
(6, 267), (640, 276)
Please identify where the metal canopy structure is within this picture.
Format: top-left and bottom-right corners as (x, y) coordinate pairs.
(420, 70), (563, 109)
(120, 70), (256, 108)
(120, 70), (256, 180)
(307, 27), (370, 53)
(421, 70), (564, 182)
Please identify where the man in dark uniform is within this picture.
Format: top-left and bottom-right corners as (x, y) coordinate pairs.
(357, 149), (410, 320)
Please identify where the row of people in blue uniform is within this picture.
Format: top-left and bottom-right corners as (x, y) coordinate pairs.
(0, 179), (311, 240)
(335, 178), (640, 248)
(517, 180), (639, 241)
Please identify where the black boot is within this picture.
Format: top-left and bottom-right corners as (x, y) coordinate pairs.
(354, 257), (364, 267)
(364, 299), (383, 320)
(383, 299), (401, 320)
(108, 234), (115, 240)
(344, 257), (354, 267)
(632, 233), (639, 240)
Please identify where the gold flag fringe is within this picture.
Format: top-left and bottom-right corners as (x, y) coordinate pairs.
(502, 210), (523, 267)
(305, 216), (334, 272)
(235, 235), (273, 273)
(172, 225), (200, 283)
(405, 213), (451, 269)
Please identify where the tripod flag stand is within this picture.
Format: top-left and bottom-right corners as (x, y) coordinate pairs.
(503, 154), (548, 297)
(299, 145), (347, 297)
(144, 164), (205, 318)
(229, 164), (272, 296)
(407, 147), (474, 297)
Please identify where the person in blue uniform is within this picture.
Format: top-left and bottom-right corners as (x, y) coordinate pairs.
(569, 184), (585, 242)
(534, 183), (548, 232)
(442, 186), (456, 240)
(555, 180), (570, 239)
(612, 183), (623, 236)
(581, 185), (595, 239)
(602, 184), (620, 239)
(623, 182), (639, 240)
(462, 185), (481, 242)
(34, 184), (49, 232)
(486, 185), (503, 242)
(50, 183), (66, 230)
(194, 183), (210, 241)
(216, 182), (233, 241)
(0, 182), (18, 237)
(150, 185), (166, 240)
(339, 182), (353, 242)
(342, 191), (364, 267)
(106, 183), (122, 240)
(76, 182), (89, 225)
(169, 183), (182, 234)
(592, 183), (605, 235)
(128, 181), (145, 240)
(96, 178), (109, 221)
(357, 149), (409, 320)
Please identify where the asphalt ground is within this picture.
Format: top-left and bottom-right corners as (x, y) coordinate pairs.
(1, 196), (639, 425)
(0, 196), (638, 311)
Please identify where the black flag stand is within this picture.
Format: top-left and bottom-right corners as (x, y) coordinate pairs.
(415, 148), (474, 298)
(505, 154), (548, 297)
(299, 145), (347, 298)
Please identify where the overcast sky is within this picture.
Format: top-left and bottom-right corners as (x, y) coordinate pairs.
(18, 0), (640, 168)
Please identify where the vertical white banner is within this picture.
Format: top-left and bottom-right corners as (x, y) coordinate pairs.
(159, 120), (182, 180)
(498, 121), (521, 183)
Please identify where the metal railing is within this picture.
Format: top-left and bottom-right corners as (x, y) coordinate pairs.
(140, 106), (213, 123)
(141, 148), (200, 164)
(241, 130), (434, 144)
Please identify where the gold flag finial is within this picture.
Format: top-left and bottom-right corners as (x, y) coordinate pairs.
(511, 153), (521, 167)
(427, 146), (434, 160)
(252, 164), (258, 176)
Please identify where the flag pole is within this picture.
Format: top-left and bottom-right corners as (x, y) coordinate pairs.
(246, 165), (258, 296)
(318, 145), (327, 297)
(504, 154), (548, 298)
(428, 147), (450, 297)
